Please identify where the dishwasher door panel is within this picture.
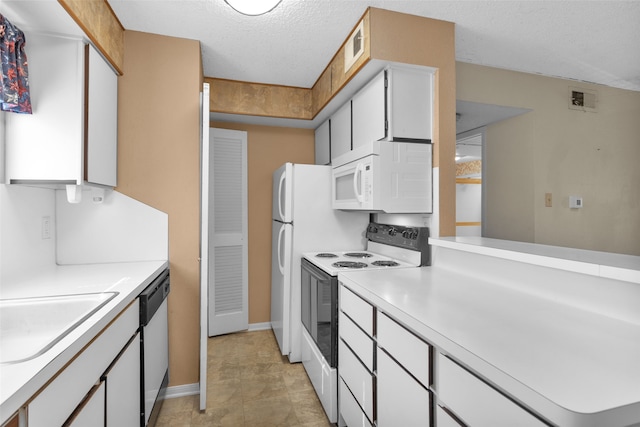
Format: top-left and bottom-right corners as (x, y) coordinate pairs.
(143, 297), (169, 425)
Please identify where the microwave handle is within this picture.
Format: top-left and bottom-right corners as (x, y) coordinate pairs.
(353, 163), (365, 203)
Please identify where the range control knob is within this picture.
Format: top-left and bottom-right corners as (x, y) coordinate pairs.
(402, 229), (418, 239)
(388, 227), (397, 236)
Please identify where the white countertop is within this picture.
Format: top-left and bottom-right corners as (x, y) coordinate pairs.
(430, 236), (640, 283)
(0, 260), (168, 422)
(339, 266), (640, 427)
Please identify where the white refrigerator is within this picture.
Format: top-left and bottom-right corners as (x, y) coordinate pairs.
(271, 163), (369, 362)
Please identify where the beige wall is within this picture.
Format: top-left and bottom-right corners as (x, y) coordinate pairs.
(211, 122), (315, 323)
(368, 8), (456, 237)
(117, 31), (203, 386)
(457, 62), (640, 255)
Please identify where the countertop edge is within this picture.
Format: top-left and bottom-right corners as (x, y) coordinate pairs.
(0, 260), (168, 423)
(338, 268), (640, 427)
(429, 237), (640, 283)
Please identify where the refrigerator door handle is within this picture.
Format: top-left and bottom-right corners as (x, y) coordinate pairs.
(277, 172), (287, 221)
(277, 224), (286, 275)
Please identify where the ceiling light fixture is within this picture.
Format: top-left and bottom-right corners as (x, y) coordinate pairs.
(224, 0), (282, 16)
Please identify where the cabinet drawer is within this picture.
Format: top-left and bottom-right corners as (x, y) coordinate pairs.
(339, 378), (372, 427)
(339, 310), (374, 371)
(377, 312), (431, 388)
(29, 299), (139, 427)
(338, 339), (374, 421)
(339, 285), (374, 337)
(438, 354), (547, 427)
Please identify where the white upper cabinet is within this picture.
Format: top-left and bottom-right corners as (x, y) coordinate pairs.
(5, 33), (118, 189)
(386, 67), (433, 142)
(314, 119), (331, 165)
(351, 71), (386, 150)
(330, 65), (433, 163)
(86, 44), (118, 187)
(329, 101), (352, 161)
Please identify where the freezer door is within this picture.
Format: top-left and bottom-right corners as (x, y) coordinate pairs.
(272, 163), (293, 223)
(271, 220), (292, 356)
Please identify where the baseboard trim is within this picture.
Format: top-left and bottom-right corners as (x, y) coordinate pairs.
(248, 322), (272, 331)
(164, 383), (199, 399)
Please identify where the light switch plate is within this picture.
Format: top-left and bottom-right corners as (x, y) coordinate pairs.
(569, 196), (583, 209)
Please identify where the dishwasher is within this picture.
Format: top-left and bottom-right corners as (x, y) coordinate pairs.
(139, 268), (170, 427)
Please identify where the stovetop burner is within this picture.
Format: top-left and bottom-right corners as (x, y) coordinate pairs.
(371, 260), (401, 267)
(316, 253), (338, 258)
(344, 252), (373, 258)
(332, 261), (368, 269)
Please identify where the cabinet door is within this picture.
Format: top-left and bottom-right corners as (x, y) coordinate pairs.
(387, 67), (432, 141)
(377, 348), (431, 426)
(5, 33), (84, 183)
(330, 101), (351, 161)
(104, 332), (140, 427)
(314, 120), (331, 165)
(65, 381), (105, 427)
(86, 44), (118, 187)
(351, 71), (386, 149)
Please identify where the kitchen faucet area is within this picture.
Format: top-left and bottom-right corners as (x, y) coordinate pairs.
(1, 1), (639, 426)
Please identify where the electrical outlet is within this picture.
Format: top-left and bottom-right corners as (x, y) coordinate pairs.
(545, 193), (552, 207)
(42, 216), (51, 239)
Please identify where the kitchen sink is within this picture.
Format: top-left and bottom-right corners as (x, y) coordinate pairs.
(0, 292), (118, 364)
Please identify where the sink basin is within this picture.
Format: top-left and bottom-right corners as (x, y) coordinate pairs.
(0, 292), (118, 364)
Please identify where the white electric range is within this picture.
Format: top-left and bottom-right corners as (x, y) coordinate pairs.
(300, 222), (431, 423)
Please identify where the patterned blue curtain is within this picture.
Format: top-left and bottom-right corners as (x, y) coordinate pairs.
(1, 14), (32, 114)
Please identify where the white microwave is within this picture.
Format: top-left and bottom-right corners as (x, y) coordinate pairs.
(331, 141), (432, 213)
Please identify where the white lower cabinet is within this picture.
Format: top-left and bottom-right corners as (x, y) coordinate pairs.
(28, 300), (139, 427)
(377, 348), (431, 426)
(438, 354), (547, 427)
(436, 405), (463, 427)
(338, 284), (433, 427)
(338, 339), (374, 422)
(65, 381), (106, 427)
(104, 332), (141, 427)
(339, 379), (372, 427)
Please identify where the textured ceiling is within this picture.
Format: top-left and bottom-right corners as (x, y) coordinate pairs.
(107, 0), (640, 92)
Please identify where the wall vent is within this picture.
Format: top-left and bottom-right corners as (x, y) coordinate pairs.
(344, 21), (365, 74)
(569, 86), (598, 112)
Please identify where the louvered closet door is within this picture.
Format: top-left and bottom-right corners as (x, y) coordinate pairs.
(208, 128), (248, 336)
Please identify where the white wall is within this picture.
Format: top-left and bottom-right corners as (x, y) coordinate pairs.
(0, 185), (57, 286)
(0, 185), (168, 290)
(56, 189), (168, 264)
(456, 182), (481, 236)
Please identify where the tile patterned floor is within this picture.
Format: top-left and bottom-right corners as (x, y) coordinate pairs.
(156, 329), (334, 427)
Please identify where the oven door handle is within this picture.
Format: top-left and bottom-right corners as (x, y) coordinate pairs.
(353, 163), (365, 203)
(277, 224), (286, 275)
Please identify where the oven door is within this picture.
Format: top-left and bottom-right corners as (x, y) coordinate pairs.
(301, 258), (338, 367)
